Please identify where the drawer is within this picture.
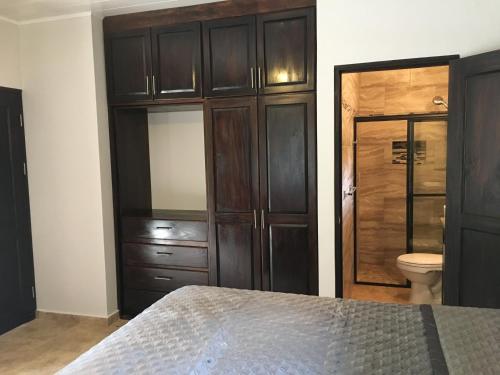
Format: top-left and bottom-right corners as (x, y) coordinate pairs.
(122, 289), (167, 317)
(124, 266), (208, 292)
(123, 243), (208, 268)
(121, 217), (207, 242)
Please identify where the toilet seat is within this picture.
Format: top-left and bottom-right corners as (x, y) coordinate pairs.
(397, 253), (443, 272)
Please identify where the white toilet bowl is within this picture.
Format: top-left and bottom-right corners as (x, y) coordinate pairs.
(396, 253), (443, 304)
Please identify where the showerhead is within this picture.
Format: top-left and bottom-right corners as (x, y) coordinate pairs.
(432, 96), (449, 109)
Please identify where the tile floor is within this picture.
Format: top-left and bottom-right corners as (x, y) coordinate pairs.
(0, 313), (126, 375)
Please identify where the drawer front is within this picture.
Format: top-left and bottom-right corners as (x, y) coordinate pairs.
(124, 266), (208, 292)
(122, 217), (207, 242)
(123, 289), (166, 317)
(123, 243), (208, 268)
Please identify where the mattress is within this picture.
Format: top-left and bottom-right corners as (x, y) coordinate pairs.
(58, 286), (500, 374)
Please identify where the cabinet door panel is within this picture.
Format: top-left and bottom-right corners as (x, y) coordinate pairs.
(152, 23), (202, 99)
(203, 16), (257, 97)
(217, 222), (255, 289)
(259, 93), (317, 295)
(266, 103), (307, 213)
(205, 97), (261, 289)
(211, 102), (256, 212)
(269, 224), (309, 294)
(106, 29), (152, 103)
(257, 8), (315, 94)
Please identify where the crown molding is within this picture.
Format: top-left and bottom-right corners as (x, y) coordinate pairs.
(18, 11), (91, 25)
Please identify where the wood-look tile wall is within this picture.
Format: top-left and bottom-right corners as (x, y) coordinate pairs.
(356, 120), (408, 286)
(357, 66), (449, 116)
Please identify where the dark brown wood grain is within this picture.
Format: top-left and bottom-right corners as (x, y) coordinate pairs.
(121, 216), (208, 242)
(152, 22), (202, 99)
(113, 107), (152, 213)
(259, 93), (317, 295)
(124, 266), (208, 292)
(203, 16), (257, 97)
(103, 0), (316, 34)
(123, 243), (208, 269)
(204, 97), (261, 289)
(105, 29), (153, 104)
(444, 49), (500, 308)
(257, 8), (315, 94)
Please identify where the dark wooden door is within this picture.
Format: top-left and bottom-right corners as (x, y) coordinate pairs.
(152, 22), (202, 99)
(105, 29), (153, 103)
(203, 16), (257, 98)
(204, 97), (261, 289)
(257, 8), (315, 95)
(0, 88), (36, 334)
(259, 93), (317, 295)
(444, 50), (500, 308)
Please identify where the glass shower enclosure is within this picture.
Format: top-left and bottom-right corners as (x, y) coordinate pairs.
(354, 114), (447, 287)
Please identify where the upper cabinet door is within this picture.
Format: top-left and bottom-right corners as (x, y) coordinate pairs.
(105, 29), (153, 104)
(152, 23), (202, 99)
(203, 16), (257, 97)
(257, 8), (315, 95)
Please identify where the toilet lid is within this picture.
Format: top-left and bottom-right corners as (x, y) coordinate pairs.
(397, 253), (443, 266)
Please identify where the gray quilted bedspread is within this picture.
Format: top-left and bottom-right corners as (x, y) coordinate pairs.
(58, 286), (500, 375)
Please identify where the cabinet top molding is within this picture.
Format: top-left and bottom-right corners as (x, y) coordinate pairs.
(103, 0), (316, 34)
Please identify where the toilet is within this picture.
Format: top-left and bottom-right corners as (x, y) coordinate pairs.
(396, 253), (443, 304)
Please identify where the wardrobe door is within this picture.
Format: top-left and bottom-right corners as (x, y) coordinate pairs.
(259, 93), (317, 295)
(152, 22), (202, 99)
(0, 88), (36, 334)
(203, 16), (257, 97)
(105, 29), (153, 104)
(205, 97), (261, 289)
(257, 8), (315, 95)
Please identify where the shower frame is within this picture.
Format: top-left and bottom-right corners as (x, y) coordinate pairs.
(353, 113), (448, 288)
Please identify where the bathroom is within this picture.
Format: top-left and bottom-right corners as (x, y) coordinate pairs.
(339, 61), (450, 304)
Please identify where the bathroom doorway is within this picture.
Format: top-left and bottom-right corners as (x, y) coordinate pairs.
(334, 56), (458, 304)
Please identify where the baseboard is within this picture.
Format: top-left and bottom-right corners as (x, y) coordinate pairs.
(36, 309), (121, 327)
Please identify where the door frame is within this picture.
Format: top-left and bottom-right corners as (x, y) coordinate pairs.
(333, 55), (459, 298)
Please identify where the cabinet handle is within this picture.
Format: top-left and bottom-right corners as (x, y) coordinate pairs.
(251, 67), (255, 89)
(253, 209), (257, 229)
(146, 75), (149, 95)
(258, 67), (262, 88)
(156, 226), (173, 230)
(156, 251), (173, 256)
(154, 276), (172, 281)
(152, 75), (156, 96)
(261, 209), (265, 230)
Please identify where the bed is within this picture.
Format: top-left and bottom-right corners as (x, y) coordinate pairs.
(58, 286), (500, 374)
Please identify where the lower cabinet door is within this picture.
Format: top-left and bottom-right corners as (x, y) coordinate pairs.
(258, 93), (318, 295)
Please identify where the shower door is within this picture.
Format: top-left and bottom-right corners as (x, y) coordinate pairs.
(354, 115), (447, 286)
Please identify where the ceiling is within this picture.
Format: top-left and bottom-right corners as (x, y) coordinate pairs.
(0, 0), (224, 23)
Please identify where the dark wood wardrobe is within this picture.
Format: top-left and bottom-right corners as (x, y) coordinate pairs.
(104, 0), (317, 317)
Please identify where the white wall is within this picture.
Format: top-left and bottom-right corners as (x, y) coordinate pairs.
(0, 18), (20, 88)
(20, 14), (116, 317)
(148, 109), (207, 210)
(317, 0), (500, 297)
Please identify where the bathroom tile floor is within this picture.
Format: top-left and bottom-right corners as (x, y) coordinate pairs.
(350, 283), (412, 304)
(0, 313), (126, 375)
